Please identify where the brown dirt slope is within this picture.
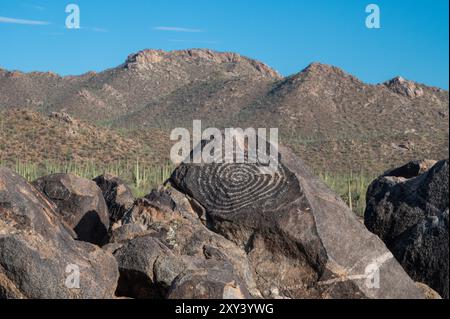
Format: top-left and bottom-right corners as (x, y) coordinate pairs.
(0, 49), (448, 174)
(0, 109), (168, 166)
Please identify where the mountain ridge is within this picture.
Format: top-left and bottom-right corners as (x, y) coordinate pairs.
(1, 49), (446, 89)
(0, 48), (448, 174)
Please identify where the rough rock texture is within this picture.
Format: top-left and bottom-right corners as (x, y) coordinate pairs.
(383, 159), (437, 179)
(167, 260), (251, 299)
(169, 140), (423, 299)
(365, 159), (449, 298)
(384, 76), (424, 98)
(33, 174), (110, 245)
(415, 282), (442, 299)
(93, 174), (134, 223)
(0, 167), (119, 298)
(107, 186), (259, 299)
(109, 235), (185, 299)
(125, 49), (281, 79)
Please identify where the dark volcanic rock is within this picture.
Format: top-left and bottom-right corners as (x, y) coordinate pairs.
(167, 260), (251, 299)
(111, 235), (186, 299)
(382, 159), (437, 179)
(145, 188), (177, 211)
(33, 174), (109, 245)
(110, 232), (252, 299)
(108, 222), (148, 243)
(170, 140), (423, 299)
(365, 159), (449, 298)
(93, 174), (134, 223)
(109, 186), (260, 299)
(0, 167), (119, 298)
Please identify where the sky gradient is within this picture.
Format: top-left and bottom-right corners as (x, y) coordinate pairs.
(0, 0), (448, 88)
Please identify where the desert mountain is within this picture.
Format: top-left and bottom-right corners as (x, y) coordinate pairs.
(0, 49), (448, 173)
(0, 109), (166, 165)
(0, 49), (279, 122)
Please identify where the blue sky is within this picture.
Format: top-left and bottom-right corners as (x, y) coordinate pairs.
(0, 0), (448, 88)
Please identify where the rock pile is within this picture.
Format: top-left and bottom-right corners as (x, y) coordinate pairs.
(0, 168), (118, 298)
(1, 147), (446, 299)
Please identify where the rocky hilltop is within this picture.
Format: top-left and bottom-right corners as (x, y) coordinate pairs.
(124, 49), (281, 79)
(0, 49), (448, 173)
(0, 49), (280, 121)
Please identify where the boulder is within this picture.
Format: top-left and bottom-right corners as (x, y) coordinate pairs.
(33, 174), (109, 245)
(365, 159), (449, 298)
(122, 196), (177, 228)
(167, 260), (251, 299)
(93, 174), (135, 224)
(384, 76), (424, 98)
(49, 111), (74, 124)
(170, 140), (424, 299)
(109, 227), (252, 299)
(0, 167), (119, 299)
(383, 159), (437, 179)
(415, 282), (442, 299)
(111, 235), (186, 299)
(109, 187), (259, 299)
(108, 222), (148, 243)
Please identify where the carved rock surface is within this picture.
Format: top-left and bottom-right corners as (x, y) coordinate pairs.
(170, 144), (423, 299)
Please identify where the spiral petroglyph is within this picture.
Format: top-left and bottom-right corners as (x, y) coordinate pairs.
(185, 161), (292, 214)
(170, 146), (429, 299)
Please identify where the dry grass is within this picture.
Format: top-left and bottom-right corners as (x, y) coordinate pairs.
(4, 160), (174, 198)
(3, 158), (373, 216)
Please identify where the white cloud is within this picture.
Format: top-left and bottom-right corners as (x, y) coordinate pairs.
(153, 26), (204, 33)
(0, 16), (50, 25)
(21, 3), (46, 11)
(91, 27), (108, 33)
